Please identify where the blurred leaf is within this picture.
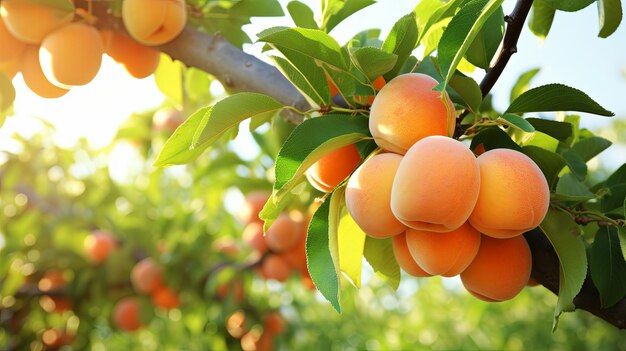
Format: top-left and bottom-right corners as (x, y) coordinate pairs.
(555, 173), (595, 201)
(501, 113), (536, 132)
(590, 227), (626, 308)
(619, 227), (626, 262)
(350, 29), (382, 47)
(571, 136), (612, 162)
(522, 146), (567, 188)
(0, 73), (15, 123)
(543, 0), (595, 12)
(29, 0), (74, 11)
(382, 13), (419, 80)
(193, 93), (284, 146)
(258, 27), (348, 70)
(273, 115), (369, 203)
(597, 0), (623, 38)
(184, 67), (212, 102)
(529, 1), (556, 39)
(449, 73), (482, 112)
(321, 0), (376, 32)
(229, 0), (284, 16)
(506, 84), (615, 117)
(287, 1), (319, 29)
(363, 237), (400, 289)
(526, 118), (573, 141)
(153, 107), (211, 167)
(307, 190), (342, 313)
(465, 6), (504, 69)
(437, 0), (504, 88)
(510, 68), (541, 104)
(338, 207), (366, 288)
(539, 209), (587, 330)
(351, 47), (398, 81)
(155, 55), (185, 106)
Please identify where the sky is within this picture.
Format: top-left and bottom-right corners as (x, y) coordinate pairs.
(1, 0), (624, 167)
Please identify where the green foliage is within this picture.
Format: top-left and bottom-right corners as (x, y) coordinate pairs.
(287, 1), (319, 29)
(506, 84), (614, 116)
(590, 227), (626, 307)
(381, 13), (419, 81)
(363, 236), (401, 289)
(320, 0), (376, 32)
(464, 5), (504, 69)
(529, 1), (556, 39)
(597, 0), (623, 38)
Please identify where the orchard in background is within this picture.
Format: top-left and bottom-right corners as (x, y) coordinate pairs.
(1, 0), (626, 349)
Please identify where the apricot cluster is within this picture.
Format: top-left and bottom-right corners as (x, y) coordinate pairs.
(339, 73), (549, 302)
(0, 0), (186, 98)
(240, 192), (314, 288)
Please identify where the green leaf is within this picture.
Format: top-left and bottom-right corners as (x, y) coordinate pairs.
(273, 115), (369, 203)
(607, 164), (626, 186)
(338, 207), (366, 287)
(229, 0), (284, 17)
(351, 47), (398, 81)
(506, 84), (615, 117)
(561, 149), (587, 181)
(193, 93), (284, 147)
(543, 0), (595, 12)
(437, 0), (504, 88)
(350, 29), (382, 47)
(421, 18), (450, 58)
(526, 118), (573, 141)
(153, 107), (211, 167)
(601, 184), (626, 212)
(539, 209), (588, 330)
(321, 0), (376, 33)
(529, 1), (556, 39)
(363, 237), (401, 289)
(464, 6), (504, 69)
(597, 0), (623, 38)
(0, 72), (15, 114)
(184, 67), (212, 102)
(590, 227), (626, 308)
(510, 68), (541, 104)
(415, 0), (468, 44)
(571, 136), (612, 162)
(522, 146), (567, 188)
(555, 173), (595, 201)
(382, 13), (419, 81)
(306, 192), (342, 313)
(155, 54), (185, 106)
(258, 27), (348, 70)
(287, 1), (319, 29)
(270, 54), (329, 106)
(619, 227), (626, 262)
(501, 113), (535, 133)
(469, 127), (522, 152)
(449, 73), (482, 112)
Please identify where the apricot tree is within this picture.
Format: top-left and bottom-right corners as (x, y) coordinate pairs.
(1, 0), (626, 345)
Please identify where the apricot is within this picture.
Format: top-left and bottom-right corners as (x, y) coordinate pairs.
(239, 191), (269, 224)
(151, 286), (180, 309)
(265, 213), (301, 253)
(42, 328), (73, 348)
(112, 297), (142, 331)
(152, 107), (184, 132)
(122, 0), (186, 46)
(405, 222), (481, 277)
(131, 258), (164, 294)
(101, 30), (160, 79)
(279, 222), (308, 273)
(212, 238), (241, 257)
(391, 233), (431, 277)
(243, 222), (268, 254)
(391, 136), (480, 232)
(468, 148), (550, 238)
(20, 45), (69, 98)
(227, 310), (247, 338)
(306, 144), (361, 193)
(369, 73), (455, 154)
(40, 22), (104, 87)
(345, 153), (406, 238)
(460, 235), (531, 302)
(0, 17), (26, 63)
(83, 230), (117, 263)
(260, 254), (291, 282)
(263, 312), (285, 335)
(38, 270), (72, 313)
(0, 0), (73, 44)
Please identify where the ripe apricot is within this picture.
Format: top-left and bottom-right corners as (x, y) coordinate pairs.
(460, 235), (531, 302)
(0, 0), (73, 44)
(243, 222), (268, 254)
(279, 221), (308, 273)
(122, 0), (186, 46)
(369, 73), (455, 154)
(83, 230), (117, 263)
(239, 191), (269, 224)
(20, 45), (69, 98)
(468, 148), (550, 238)
(42, 328), (73, 348)
(306, 144), (361, 193)
(391, 136), (480, 232)
(405, 222), (481, 277)
(112, 297), (142, 331)
(131, 258), (164, 294)
(260, 254), (291, 282)
(212, 238), (241, 257)
(152, 107), (184, 132)
(345, 153), (406, 238)
(391, 233), (431, 277)
(265, 213), (301, 253)
(40, 22), (104, 87)
(151, 286), (180, 309)
(38, 270), (72, 313)
(101, 30), (160, 79)
(227, 310), (247, 338)
(0, 17), (26, 63)
(263, 312), (285, 335)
